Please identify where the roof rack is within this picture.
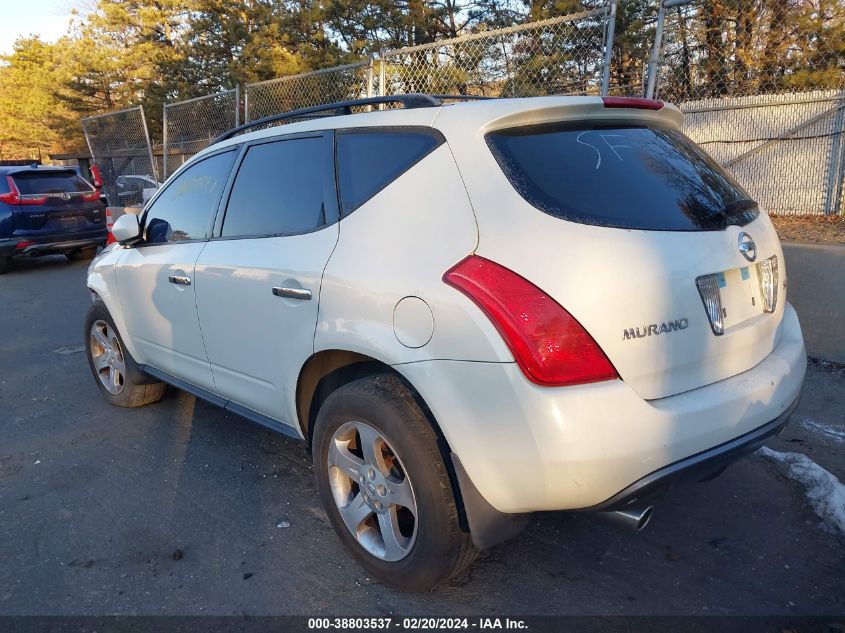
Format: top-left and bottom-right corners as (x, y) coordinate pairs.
(212, 93), (492, 144)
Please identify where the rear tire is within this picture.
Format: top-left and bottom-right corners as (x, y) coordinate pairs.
(84, 301), (166, 408)
(0, 256), (9, 274)
(313, 374), (477, 592)
(67, 247), (98, 262)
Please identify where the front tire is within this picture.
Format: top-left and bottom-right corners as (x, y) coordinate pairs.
(313, 374), (477, 592)
(84, 302), (165, 408)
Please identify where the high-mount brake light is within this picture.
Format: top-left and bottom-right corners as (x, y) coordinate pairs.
(0, 176), (47, 206)
(443, 255), (618, 387)
(601, 97), (664, 110)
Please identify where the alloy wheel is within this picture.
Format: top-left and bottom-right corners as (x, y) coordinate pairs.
(327, 420), (418, 562)
(89, 320), (126, 395)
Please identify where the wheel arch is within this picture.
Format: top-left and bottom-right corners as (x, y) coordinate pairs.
(86, 277), (142, 362)
(295, 349), (474, 535)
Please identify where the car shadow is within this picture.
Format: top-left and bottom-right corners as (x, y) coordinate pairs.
(3, 254), (89, 276)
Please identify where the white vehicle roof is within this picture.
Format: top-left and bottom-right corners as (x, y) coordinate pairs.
(195, 96), (684, 164)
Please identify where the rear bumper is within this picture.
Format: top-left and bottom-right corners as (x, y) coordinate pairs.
(0, 230), (107, 257)
(585, 388), (800, 511)
(396, 303), (806, 514)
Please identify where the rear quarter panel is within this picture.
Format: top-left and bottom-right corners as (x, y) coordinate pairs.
(316, 143), (511, 365)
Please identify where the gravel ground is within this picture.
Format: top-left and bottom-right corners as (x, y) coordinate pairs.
(0, 255), (843, 617)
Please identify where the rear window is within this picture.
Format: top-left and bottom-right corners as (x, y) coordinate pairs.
(12, 171), (93, 195)
(336, 128), (443, 215)
(486, 123), (757, 231)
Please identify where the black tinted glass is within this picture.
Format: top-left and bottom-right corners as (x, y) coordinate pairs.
(144, 150), (236, 244)
(13, 171), (92, 194)
(486, 123), (756, 231)
(222, 136), (329, 237)
(336, 129), (442, 215)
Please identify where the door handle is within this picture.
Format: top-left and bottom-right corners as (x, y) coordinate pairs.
(272, 286), (312, 301)
(168, 275), (192, 286)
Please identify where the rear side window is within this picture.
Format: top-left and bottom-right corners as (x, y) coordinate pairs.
(336, 128), (443, 215)
(222, 135), (333, 237)
(144, 149), (237, 244)
(12, 171), (93, 194)
(486, 123), (757, 231)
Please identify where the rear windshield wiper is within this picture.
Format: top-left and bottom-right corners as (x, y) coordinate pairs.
(723, 198), (758, 215)
(722, 198), (759, 226)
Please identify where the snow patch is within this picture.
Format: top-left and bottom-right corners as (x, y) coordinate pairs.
(799, 417), (845, 443)
(758, 447), (845, 537)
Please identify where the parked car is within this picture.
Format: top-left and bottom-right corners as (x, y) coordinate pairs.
(85, 94), (806, 591)
(0, 165), (107, 273)
(115, 174), (161, 206)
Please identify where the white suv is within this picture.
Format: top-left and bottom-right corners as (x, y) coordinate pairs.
(85, 94), (806, 592)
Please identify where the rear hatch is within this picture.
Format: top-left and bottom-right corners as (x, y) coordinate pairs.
(475, 109), (786, 400)
(4, 169), (105, 237)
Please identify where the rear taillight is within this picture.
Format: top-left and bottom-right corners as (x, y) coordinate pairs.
(0, 176), (47, 206)
(443, 255), (618, 387)
(81, 190), (101, 202)
(757, 255), (779, 313)
(601, 96), (664, 110)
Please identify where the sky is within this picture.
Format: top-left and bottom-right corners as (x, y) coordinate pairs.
(0, 0), (78, 55)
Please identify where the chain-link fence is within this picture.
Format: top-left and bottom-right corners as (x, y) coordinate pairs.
(244, 61), (373, 122)
(651, 0), (845, 215)
(163, 88), (240, 179)
(681, 91), (845, 216)
(655, 0), (843, 104)
(379, 7), (616, 99)
(77, 0), (845, 215)
(81, 106), (158, 208)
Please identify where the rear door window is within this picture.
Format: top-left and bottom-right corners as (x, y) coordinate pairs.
(336, 128), (444, 215)
(12, 171), (93, 194)
(143, 149), (237, 244)
(221, 134), (334, 238)
(486, 122), (757, 231)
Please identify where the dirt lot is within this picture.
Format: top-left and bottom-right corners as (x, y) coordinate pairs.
(770, 214), (845, 244)
(0, 255), (843, 617)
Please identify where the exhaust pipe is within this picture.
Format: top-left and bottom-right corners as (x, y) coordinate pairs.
(599, 505), (654, 531)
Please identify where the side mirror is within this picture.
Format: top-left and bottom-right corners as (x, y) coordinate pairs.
(111, 212), (141, 244)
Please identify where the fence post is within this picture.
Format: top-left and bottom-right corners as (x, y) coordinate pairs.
(235, 85), (241, 127)
(601, 0), (618, 95)
(138, 106), (159, 183)
(244, 89), (250, 123)
(645, 1), (667, 99)
(648, 0), (696, 99)
(162, 104), (169, 182)
(379, 49), (386, 98)
(824, 92), (845, 215)
(366, 56), (374, 98)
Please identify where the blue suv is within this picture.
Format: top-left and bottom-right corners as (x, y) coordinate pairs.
(0, 165), (107, 273)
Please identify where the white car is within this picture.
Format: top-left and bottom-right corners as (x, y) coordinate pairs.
(115, 174), (161, 205)
(85, 94), (806, 592)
